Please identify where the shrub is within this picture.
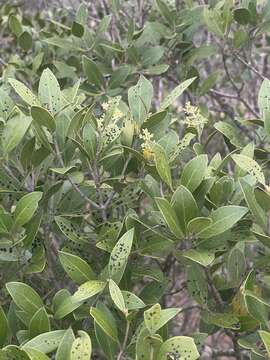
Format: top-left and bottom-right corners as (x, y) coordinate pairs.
(1, 1), (270, 359)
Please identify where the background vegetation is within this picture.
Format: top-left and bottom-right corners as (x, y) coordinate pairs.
(1, 0), (270, 359)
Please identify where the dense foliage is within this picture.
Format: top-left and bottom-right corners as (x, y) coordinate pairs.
(2, 0), (270, 359)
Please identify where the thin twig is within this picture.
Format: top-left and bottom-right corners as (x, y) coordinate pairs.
(234, 52), (265, 81)
(117, 321), (130, 360)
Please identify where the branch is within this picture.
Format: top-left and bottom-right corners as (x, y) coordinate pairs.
(234, 52), (265, 81)
(54, 140), (101, 210)
(209, 89), (260, 118)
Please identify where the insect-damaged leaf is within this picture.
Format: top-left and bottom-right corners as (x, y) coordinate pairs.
(108, 228), (134, 282)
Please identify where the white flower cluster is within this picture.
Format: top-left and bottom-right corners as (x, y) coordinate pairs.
(139, 128), (155, 161)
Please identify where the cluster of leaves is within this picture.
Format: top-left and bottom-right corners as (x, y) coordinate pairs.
(1, 0), (270, 359)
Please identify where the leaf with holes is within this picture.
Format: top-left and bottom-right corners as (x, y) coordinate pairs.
(108, 228), (134, 282)
(108, 279), (127, 314)
(153, 143), (172, 188)
(55, 328), (75, 360)
(128, 75), (153, 124)
(258, 78), (270, 114)
(232, 154), (265, 185)
(157, 336), (200, 360)
(38, 68), (62, 115)
(22, 330), (66, 353)
(122, 291), (145, 310)
(160, 77), (196, 110)
(55, 216), (87, 244)
(72, 280), (106, 302)
(9, 79), (40, 106)
(0, 89), (14, 121)
(70, 331), (92, 360)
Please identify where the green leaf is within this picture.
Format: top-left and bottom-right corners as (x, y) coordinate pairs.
(157, 336), (200, 360)
(171, 185), (199, 234)
(258, 331), (270, 357)
(2, 112), (32, 154)
(38, 68), (61, 115)
(29, 308), (50, 338)
(128, 75), (153, 124)
(82, 55), (104, 89)
(239, 179), (267, 230)
(203, 311), (240, 330)
(59, 251), (96, 284)
(55, 216), (87, 244)
(258, 78), (270, 114)
(179, 249), (215, 267)
(24, 348), (50, 360)
(94, 303), (118, 359)
(0, 88), (14, 121)
(204, 7), (224, 38)
(22, 330), (66, 353)
(90, 306), (118, 342)
(144, 304), (181, 335)
(136, 327), (161, 360)
(14, 192), (43, 226)
(180, 155), (208, 193)
(214, 121), (245, 148)
(53, 290), (82, 320)
(108, 279), (127, 314)
(55, 328), (75, 360)
(227, 245), (246, 285)
(108, 228), (134, 282)
(234, 8), (251, 25)
(0, 346), (30, 360)
(6, 282), (43, 317)
(83, 122), (97, 160)
(244, 291), (269, 326)
(50, 166), (77, 175)
(70, 331), (92, 360)
(232, 154), (265, 185)
(156, 0), (174, 23)
(109, 65), (131, 89)
(71, 21), (84, 38)
(144, 303), (161, 335)
(8, 15), (23, 37)
(122, 291), (145, 310)
(0, 306), (8, 347)
(19, 31), (33, 51)
(9, 79), (40, 106)
(31, 106), (55, 132)
(155, 197), (183, 238)
(264, 110), (270, 142)
(160, 77), (196, 110)
(153, 143), (172, 188)
(141, 46), (164, 67)
(197, 206), (248, 239)
(72, 280), (106, 302)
